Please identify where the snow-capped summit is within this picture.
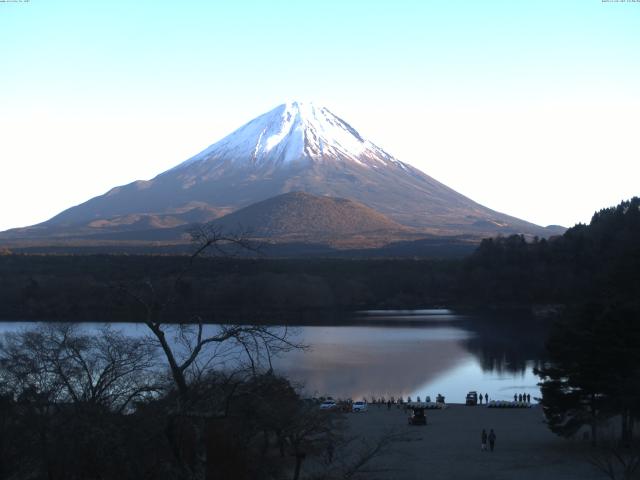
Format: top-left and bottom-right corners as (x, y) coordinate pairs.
(174, 101), (404, 172)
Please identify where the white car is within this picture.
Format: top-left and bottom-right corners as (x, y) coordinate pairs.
(352, 401), (368, 412)
(319, 400), (337, 410)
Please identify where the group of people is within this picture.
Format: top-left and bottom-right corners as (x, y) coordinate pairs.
(481, 428), (497, 452)
(477, 392), (489, 404)
(514, 393), (531, 403)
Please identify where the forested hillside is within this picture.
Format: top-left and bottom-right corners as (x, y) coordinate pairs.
(461, 197), (640, 307)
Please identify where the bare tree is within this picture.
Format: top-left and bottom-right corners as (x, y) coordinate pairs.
(304, 427), (416, 480)
(284, 404), (337, 480)
(118, 226), (300, 398)
(0, 323), (158, 412)
(116, 225), (304, 479)
(589, 435), (640, 480)
(0, 323), (160, 478)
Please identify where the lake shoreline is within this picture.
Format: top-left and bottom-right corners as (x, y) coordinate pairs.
(0, 304), (559, 325)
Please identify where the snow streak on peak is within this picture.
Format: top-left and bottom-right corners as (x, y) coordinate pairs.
(174, 101), (406, 171)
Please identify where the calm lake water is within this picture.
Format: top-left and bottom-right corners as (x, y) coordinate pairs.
(0, 309), (546, 403)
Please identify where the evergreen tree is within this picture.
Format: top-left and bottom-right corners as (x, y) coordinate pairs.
(536, 303), (640, 445)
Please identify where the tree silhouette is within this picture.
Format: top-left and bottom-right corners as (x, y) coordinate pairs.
(536, 303), (640, 445)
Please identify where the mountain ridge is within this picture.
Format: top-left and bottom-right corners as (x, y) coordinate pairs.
(0, 101), (565, 246)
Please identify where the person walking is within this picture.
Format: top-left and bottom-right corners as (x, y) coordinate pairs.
(481, 429), (488, 451)
(488, 429), (496, 452)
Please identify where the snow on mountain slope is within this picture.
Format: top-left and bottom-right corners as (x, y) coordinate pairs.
(2, 100), (562, 241)
(174, 101), (402, 171)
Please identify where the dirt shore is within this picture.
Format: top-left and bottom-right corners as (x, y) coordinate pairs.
(341, 404), (602, 480)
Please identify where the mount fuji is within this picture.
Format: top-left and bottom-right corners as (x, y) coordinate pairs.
(1, 101), (563, 248)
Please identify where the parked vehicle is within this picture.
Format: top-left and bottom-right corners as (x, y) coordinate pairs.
(319, 400), (337, 410)
(408, 407), (427, 425)
(465, 391), (478, 406)
(352, 401), (368, 412)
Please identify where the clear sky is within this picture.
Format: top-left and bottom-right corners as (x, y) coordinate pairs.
(1, 0), (638, 231)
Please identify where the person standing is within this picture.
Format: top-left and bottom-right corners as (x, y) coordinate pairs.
(484, 393), (488, 404)
(526, 393), (531, 403)
(488, 429), (496, 452)
(513, 393), (517, 402)
(481, 429), (488, 451)
(479, 393), (483, 405)
(327, 439), (335, 463)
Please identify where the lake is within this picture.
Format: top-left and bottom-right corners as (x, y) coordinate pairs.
(0, 309), (546, 403)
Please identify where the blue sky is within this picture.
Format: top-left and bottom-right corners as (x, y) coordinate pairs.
(1, 0), (639, 230)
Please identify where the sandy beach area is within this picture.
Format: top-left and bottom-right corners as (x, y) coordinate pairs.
(340, 404), (602, 480)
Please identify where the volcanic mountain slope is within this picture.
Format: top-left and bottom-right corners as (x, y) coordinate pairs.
(1, 101), (563, 242)
(210, 191), (414, 244)
(40, 192), (416, 247)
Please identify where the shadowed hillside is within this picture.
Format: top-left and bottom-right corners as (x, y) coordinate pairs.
(211, 192), (412, 240)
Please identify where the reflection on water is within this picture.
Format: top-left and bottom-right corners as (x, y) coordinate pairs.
(0, 310), (548, 403)
(274, 326), (473, 401)
(357, 309), (456, 315)
(461, 315), (547, 376)
(272, 314), (546, 402)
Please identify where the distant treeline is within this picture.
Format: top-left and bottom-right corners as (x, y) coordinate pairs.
(1, 197), (638, 322)
(0, 255), (460, 322)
